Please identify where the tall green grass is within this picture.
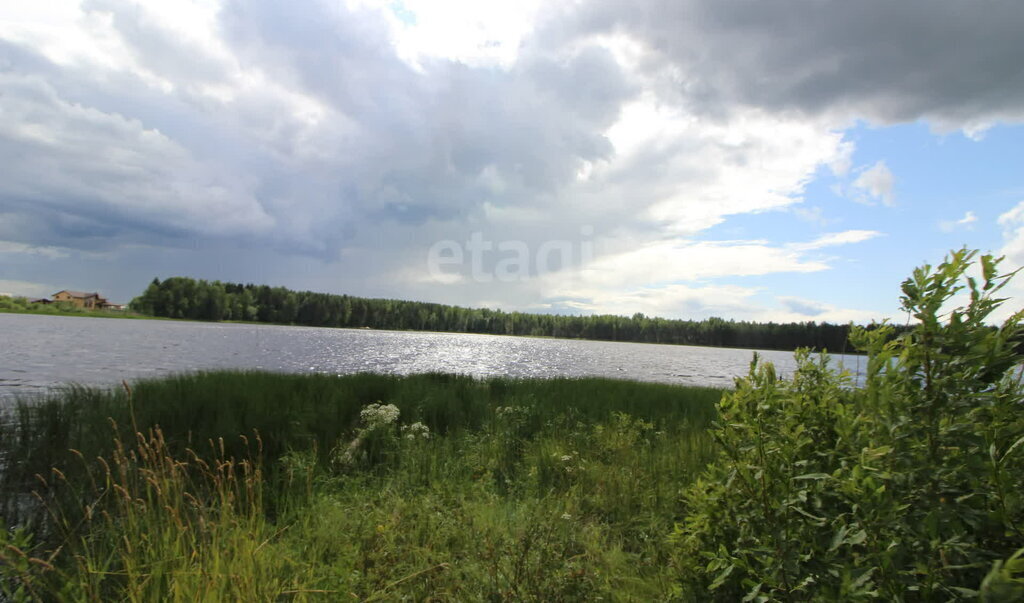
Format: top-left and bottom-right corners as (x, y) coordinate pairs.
(0, 371), (722, 600)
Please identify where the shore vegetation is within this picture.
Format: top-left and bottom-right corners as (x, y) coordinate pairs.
(1, 373), (721, 600)
(2, 249), (1022, 600)
(0, 296), (149, 320)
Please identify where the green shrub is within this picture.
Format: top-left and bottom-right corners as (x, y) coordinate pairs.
(671, 249), (1024, 600)
(981, 547), (1024, 601)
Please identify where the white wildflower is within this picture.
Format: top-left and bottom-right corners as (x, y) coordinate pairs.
(360, 402), (400, 429)
(496, 405), (527, 418)
(401, 422), (431, 440)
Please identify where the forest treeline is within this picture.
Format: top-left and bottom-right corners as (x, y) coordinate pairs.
(130, 276), (868, 352)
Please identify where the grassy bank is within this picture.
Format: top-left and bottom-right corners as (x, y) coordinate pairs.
(0, 371), (723, 600)
(0, 296), (155, 321)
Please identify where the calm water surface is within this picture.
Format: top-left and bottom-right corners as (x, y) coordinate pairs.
(0, 313), (866, 401)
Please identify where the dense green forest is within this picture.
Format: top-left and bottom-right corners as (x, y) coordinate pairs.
(130, 276), (867, 351)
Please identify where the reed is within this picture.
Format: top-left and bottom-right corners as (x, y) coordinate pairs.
(1, 371), (722, 600)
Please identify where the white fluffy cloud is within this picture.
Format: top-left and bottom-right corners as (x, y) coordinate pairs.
(939, 211), (978, 233)
(516, 230), (884, 322)
(850, 161), (895, 206)
(968, 203), (1024, 322)
(789, 230), (882, 251)
(0, 279), (57, 298)
(998, 202), (1024, 266)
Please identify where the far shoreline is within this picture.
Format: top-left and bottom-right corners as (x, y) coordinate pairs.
(0, 305), (868, 356)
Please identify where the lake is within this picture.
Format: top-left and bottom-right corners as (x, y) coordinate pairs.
(0, 313), (866, 401)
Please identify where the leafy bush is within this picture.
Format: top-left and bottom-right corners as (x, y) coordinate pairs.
(671, 249), (1024, 600)
(981, 547), (1024, 601)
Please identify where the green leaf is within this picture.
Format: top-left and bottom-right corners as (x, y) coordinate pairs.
(850, 567), (876, 590)
(790, 506), (827, 523)
(1001, 435), (1024, 464)
(847, 529), (867, 546)
(982, 254), (995, 285)
(829, 525), (849, 552)
(793, 473), (831, 480)
(708, 564), (735, 591)
(741, 582), (763, 602)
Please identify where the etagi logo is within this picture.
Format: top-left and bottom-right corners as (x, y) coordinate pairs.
(426, 227), (594, 283)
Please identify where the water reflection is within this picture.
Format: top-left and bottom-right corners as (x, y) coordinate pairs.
(0, 313), (866, 401)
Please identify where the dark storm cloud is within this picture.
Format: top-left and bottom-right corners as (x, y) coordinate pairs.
(562, 0), (1024, 125)
(0, 55), (274, 251)
(219, 0), (632, 218)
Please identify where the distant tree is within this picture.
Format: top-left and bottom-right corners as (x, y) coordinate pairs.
(130, 276), (894, 352)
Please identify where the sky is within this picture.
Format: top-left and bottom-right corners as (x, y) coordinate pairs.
(1, 0), (1023, 324)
